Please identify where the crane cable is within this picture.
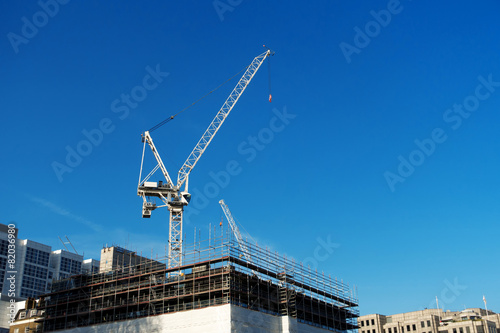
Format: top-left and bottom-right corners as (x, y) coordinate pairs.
(268, 54), (272, 103)
(148, 65), (250, 133)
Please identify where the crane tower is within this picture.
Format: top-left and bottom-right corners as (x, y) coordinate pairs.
(138, 49), (272, 268)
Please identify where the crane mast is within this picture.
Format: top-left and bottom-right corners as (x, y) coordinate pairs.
(137, 49), (271, 269)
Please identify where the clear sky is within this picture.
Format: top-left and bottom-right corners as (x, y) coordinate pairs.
(1, 0), (499, 316)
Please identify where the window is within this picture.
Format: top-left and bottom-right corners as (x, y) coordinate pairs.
(394, 328), (397, 333)
(402, 327), (404, 333)
(0, 240), (9, 256)
(372, 320), (376, 325)
(373, 330), (376, 333)
(25, 328), (30, 333)
(453, 328), (457, 333)
(367, 321), (370, 326)
(421, 322), (425, 328)
(466, 327), (470, 333)
(361, 321), (364, 327)
(14, 329), (19, 333)
(427, 321), (431, 327)
(413, 325), (416, 331)
(407, 325), (411, 332)
(38, 251), (49, 266)
(460, 328), (464, 333)
(389, 328), (392, 333)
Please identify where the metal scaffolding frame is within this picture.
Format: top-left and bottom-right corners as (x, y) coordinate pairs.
(40, 230), (358, 332)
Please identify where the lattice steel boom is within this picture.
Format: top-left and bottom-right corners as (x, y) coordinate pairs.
(219, 199), (251, 264)
(177, 50), (271, 192)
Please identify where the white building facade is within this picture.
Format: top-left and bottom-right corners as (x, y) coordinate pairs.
(359, 309), (499, 333)
(0, 223), (99, 332)
(0, 223), (99, 299)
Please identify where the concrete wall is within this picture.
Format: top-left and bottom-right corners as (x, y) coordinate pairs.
(231, 305), (281, 332)
(55, 305), (231, 333)
(51, 305), (332, 333)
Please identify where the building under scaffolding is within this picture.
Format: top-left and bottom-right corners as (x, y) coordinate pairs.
(40, 232), (359, 332)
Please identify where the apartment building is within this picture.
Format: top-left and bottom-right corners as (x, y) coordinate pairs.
(359, 308), (499, 333)
(0, 223), (99, 332)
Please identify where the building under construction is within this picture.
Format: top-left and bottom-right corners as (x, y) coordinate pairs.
(39, 230), (359, 332)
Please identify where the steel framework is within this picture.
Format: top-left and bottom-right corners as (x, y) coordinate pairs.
(40, 230), (358, 332)
(219, 199), (251, 263)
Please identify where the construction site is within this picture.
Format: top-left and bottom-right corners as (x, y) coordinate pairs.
(40, 228), (359, 332)
(35, 49), (359, 332)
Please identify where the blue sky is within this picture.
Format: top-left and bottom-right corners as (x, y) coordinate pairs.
(1, 0), (499, 316)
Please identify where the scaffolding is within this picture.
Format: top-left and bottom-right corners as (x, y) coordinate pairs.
(40, 231), (359, 332)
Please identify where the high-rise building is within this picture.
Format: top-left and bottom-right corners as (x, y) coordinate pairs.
(0, 223), (99, 299)
(0, 223), (99, 332)
(14, 239), (53, 299)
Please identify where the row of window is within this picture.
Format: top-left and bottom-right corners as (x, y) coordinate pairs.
(21, 276), (47, 292)
(0, 267), (5, 291)
(0, 239), (9, 257)
(25, 247), (50, 266)
(60, 257), (82, 274)
(13, 327), (41, 333)
(449, 327), (471, 333)
(20, 288), (39, 299)
(363, 325), (435, 333)
(387, 322), (432, 333)
(361, 319), (377, 327)
(23, 263), (48, 279)
(393, 330), (433, 333)
(18, 310), (38, 319)
(362, 319), (433, 330)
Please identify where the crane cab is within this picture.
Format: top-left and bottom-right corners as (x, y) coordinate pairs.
(142, 202), (157, 218)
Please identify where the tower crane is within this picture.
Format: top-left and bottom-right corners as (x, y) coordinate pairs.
(137, 49), (272, 269)
(219, 199), (251, 264)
